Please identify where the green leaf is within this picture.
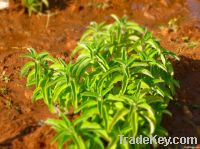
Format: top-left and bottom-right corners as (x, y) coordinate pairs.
(145, 96), (164, 104)
(71, 79), (78, 109)
(133, 68), (153, 78)
(102, 106), (109, 130)
(97, 96), (103, 117)
(26, 69), (36, 86)
(53, 84), (70, 101)
(80, 121), (102, 130)
(73, 107), (98, 126)
(72, 55), (90, 75)
(120, 75), (129, 95)
(108, 108), (129, 132)
(21, 61), (35, 76)
(138, 103), (156, 134)
(129, 62), (148, 68)
(81, 92), (98, 98)
(42, 0), (49, 6)
(60, 113), (72, 126)
(129, 106), (138, 137)
(32, 87), (42, 102)
(160, 54), (166, 65)
(38, 52), (49, 60)
(143, 115), (156, 135)
(76, 58), (91, 79)
(111, 14), (120, 23)
(84, 133), (104, 149)
(74, 99), (97, 113)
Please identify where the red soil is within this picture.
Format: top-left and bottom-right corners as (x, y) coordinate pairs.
(0, 0), (200, 148)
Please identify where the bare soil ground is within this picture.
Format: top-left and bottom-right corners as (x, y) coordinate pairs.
(0, 0), (200, 148)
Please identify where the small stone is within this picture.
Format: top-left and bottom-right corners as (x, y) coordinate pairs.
(23, 106), (31, 113)
(24, 90), (32, 99)
(0, 0), (9, 10)
(160, 28), (169, 36)
(143, 11), (155, 20)
(160, 0), (170, 7)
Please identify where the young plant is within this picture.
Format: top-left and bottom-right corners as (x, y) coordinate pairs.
(0, 87), (8, 96)
(21, 0), (49, 15)
(182, 37), (198, 49)
(168, 18), (178, 32)
(0, 71), (10, 83)
(5, 99), (13, 109)
(21, 15), (179, 148)
(21, 48), (56, 111)
(87, 0), (111, 10)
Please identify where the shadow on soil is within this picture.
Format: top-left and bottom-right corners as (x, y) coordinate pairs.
(163, 56), (200, 140)
(48, 0), (72, 10)
(0, 125), (40, 148)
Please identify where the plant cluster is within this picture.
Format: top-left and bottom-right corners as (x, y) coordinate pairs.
(21, 0), (49, 15)
(21, 15), (179, 148)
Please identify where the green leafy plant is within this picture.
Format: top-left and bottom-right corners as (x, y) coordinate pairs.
(21, 0), (49, 15)
(21, 15), (179, 148)
(21, 48), (55, 111)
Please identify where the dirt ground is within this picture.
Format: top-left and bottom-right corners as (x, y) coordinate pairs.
(0, 0), (200, 148)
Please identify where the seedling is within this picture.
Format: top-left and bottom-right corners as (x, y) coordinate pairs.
(21, 0), (49, 15)
(159, 17), (179, 33)
(87, 0), (110, 9)
(15, 106), (22, 114)
(187, 41), (198, 48)
(168, 18), (178, 32)
(182, 36), (198, 49)
(0, 71), (10, 83)
(5, 99), (13, 109)
(182, 36), (190, 43)
(0, 87), (8, 96)
(22, 15), (179, 148)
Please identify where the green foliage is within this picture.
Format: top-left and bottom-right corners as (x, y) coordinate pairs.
(21, 0), (49, 15)
(21, 15), (179, 148)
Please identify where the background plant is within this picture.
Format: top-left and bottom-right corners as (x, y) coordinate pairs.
(21, 0), (49, 15)
(0, 71), (10, 83)
(0, 87), (8, 96)
(21, 15), (179, 149)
